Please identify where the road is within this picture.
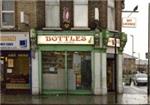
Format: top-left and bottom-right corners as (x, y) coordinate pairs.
(123, 82), (147, 94)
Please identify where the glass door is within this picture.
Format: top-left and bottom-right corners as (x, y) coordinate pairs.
(67, 52), (91, 91)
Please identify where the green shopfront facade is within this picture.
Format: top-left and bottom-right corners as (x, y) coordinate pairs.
(31, 29), (127, 95)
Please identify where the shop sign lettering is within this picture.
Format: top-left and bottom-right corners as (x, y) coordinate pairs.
(0, 32), (30, 50)
(107, 38), (120, 47)
(122, 17), (136, 28)
(38, 35), (94, 45)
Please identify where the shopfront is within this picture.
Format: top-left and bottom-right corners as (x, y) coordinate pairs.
(31, 29), (127, 95)
(0, 32), (31, 94)
(36, 31), (94, 94)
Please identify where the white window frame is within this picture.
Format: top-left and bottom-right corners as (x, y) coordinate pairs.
(1, 0), (15, 29)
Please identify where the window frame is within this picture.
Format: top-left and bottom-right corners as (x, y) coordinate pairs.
(1, 0), (15, 29)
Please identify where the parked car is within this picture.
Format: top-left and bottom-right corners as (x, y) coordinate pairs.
(132, 73), (148, 86)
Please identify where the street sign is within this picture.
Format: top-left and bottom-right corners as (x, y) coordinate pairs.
(122, 17), (136, 28)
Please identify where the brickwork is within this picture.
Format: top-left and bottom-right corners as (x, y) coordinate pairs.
(16, 1), (37, 31)
(115, 0), (122, 31)
(0, 0), (124, 32)
(36, 0), (45, 29)
(60, 0), (73, 30)
(88, 0), (107, 30)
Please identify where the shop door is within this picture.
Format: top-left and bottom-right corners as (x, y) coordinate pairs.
(42, 51), (91, 94)
(107, 59), (115, 91)
(0, 57), (5, 93)
(67, 52), (91, 91)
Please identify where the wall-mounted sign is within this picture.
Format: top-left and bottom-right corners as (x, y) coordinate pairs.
(107, 38), (120, 47)
(38, 35), (94, 45)
(0, 32), (30, 50)
(122, 17), (136, 28)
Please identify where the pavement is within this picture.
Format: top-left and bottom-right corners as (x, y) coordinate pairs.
(1, 93), (150, 105)
(1, 85), (150, 105)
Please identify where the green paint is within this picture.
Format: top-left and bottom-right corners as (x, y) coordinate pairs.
(36, 29), (127, 95)
(38, 45), (93, 51)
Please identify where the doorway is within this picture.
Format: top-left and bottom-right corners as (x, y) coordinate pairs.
(42, 51), (92, 94)
(0, 57), (5, 93)
(107, 58), (115, 92)
(0, 52), (30, 94)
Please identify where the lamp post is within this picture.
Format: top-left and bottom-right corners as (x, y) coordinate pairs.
(130, 35), (135, 58)
(109, 30), (119, 103)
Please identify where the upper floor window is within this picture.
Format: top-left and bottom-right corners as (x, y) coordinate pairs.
(107, 0), (115, 30)
(1, 0), (15, 28)
(73, 0), (88, 28)
(45, 0), (60, 28)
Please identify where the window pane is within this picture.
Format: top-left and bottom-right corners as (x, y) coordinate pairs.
(45, 5), (60, 27)
(42, 52), (65, 90)
(107, 7), (115, 30)
(74, 5), (88, 27)
(2, 0), (14, 11)
(2, 13), (14, 26)
(45, 0), (60, 27)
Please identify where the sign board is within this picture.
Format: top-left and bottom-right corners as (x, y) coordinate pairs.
(0, 32), (30, 50)
(38, 35), (94, 45)
(107, 38), (120, 47)
(122, 17), (136, 28)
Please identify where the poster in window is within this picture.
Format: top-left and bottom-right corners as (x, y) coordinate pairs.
(8, 59), (14, 67)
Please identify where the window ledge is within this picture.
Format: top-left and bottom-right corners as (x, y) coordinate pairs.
(42, 27), (62, 31)
(0, 27), (17, 31)
(71, 27), (90, 31)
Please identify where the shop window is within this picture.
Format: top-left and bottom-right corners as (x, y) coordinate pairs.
(45, 0), (60, 28)
(73, 0), (88, 28)
(42, 51), (91, 91)
(1, 0), (15, 28)
(5, 53), (30, 90)
(107, 0), (115, 30)
(42, 52), (65, 90)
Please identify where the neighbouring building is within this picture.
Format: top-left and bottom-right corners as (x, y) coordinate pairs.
(123, 53), (136, 74)
(136, 59), (148, 73)
(0, 0), (44, 94)
(0, 0), (127, 95)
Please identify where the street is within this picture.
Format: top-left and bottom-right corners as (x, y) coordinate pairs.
(124, 82), (147, 94)
(1, 84), (150, 105)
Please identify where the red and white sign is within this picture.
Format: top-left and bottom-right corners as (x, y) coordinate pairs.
(38, 35), (94, 45)
(122, 17), (136, 28)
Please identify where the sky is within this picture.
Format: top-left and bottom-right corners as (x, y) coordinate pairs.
(122, 0), (150, 60)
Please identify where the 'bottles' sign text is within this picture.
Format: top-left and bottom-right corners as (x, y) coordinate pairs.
(38, 35), (94, 45)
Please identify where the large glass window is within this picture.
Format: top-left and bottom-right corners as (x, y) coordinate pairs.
(1, 0), (15, 28)
(73, 0), (88, 27)
(42, 52), (65, 90)
(45, 0), (60, 27)
(42, 51), (92, 92)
